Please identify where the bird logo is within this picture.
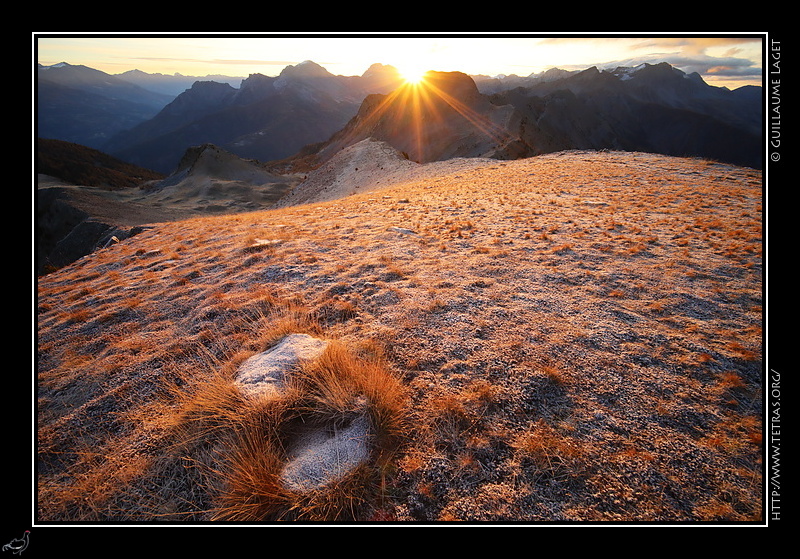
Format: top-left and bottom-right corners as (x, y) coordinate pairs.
(2, 531), (29, 555)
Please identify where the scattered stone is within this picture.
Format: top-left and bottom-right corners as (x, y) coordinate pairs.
(243, 238), (283, 253)
(234, 333), (329, 399)
(134, 248), (161, 257)
(103, 235), (120, 248)
(388, 226), (417, 235)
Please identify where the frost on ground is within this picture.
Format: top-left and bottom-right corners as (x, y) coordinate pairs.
(37, 149), (764, 523)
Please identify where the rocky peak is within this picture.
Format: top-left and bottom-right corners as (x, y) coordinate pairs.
(164, 80), (237, 115)
(360, 63), (404, 93)
(235, 73), (277, 104)
(172, 143), (220, 174)
(362, 62), (399, 79)
(278, 60), (332, 79)
(422, 70), (481, 102)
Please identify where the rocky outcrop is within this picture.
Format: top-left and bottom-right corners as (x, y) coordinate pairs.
(163, 143), (285, 185)
(144, 143), (297, 210)
(36, 186), (146, 275)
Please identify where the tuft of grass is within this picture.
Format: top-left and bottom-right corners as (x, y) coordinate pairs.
(540, 363), (569, 386)
(510, 419), (586, 480)
(165, 333), (408, 522)
(291, 341), (408, 450)
(726, 341), (759, 361)
(377, 256), (408, 281)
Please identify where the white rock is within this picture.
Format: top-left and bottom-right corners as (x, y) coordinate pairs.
(234, 333), (329, 399)
(280, 414), (372, 492)
(244, 238), (282, 252)
(388, 226), (417, 235)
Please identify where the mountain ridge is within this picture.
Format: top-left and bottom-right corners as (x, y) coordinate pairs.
(37, 60), (763, 175)
(275, 64), (762, 173)
(98, 62), (404, 173)
(487, 62), (762, 169)
(37, 63), (175, 149)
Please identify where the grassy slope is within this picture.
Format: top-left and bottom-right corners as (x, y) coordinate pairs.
(36, 150), (764, 523)
(37, 138), (165, 190)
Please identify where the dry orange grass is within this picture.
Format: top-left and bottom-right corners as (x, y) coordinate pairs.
(37, 284), (407, 521)
(36, 150), (763, 523)
(510, 419), (588, 481)
(195, 338), (407, 522)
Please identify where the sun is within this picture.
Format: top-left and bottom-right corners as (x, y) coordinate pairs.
(397, 63), (429, 85)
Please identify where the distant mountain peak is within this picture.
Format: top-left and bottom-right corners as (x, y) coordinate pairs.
(537, 67), (576, 80)
(40, 61), (71, 69)
(420, 70), (481, 100)
(609, 61), (690, 80)
(161, 80), (237, 115)
(279, 60), (331, 79)
(363, 62), (398, 75)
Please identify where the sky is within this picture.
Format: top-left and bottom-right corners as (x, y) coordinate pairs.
(34, 33), (766, 89)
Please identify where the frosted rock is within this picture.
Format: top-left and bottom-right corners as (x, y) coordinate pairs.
(388, 226), (417, 235)
(234, 333), (328, 398)
(280, 414), (372, 492)
(233, 333), (374, 492)
(243, 238), (282, 252)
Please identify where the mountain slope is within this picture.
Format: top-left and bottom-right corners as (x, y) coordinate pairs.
(493, 63), (762, 169)
(285, 70), (521, 172)
(103, 62), (405, 174)
(37, 63), (173, 149)
(36, 150), (763, 523)
(275, 137), (502, 208)
(37, 138), (164, 190)
(36, 138), (168, 275)
(36, 141), (302, 275)
(144, 143), (299, 211)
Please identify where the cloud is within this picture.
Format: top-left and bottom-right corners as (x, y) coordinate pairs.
(635, 36), (757, 54)
(577, 37), (762, 84)
(633, 37), (762, 73)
